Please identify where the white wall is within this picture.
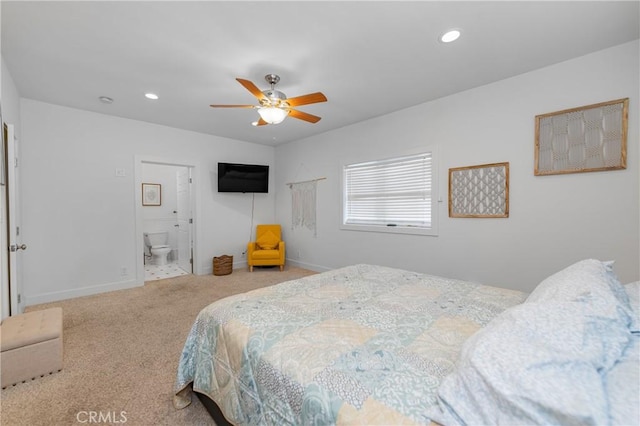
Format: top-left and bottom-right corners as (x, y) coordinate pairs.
(20, 100), (276, 304)
(275, 41), (640, 292)
(13, 40), (640, 304)
(1, 59), (21, 136)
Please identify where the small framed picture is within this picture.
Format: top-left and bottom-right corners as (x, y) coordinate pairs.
(142, 183), (161, 206)
(449, 162), (509, 218)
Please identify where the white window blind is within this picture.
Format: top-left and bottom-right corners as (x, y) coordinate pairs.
(343, 152), (433, 229)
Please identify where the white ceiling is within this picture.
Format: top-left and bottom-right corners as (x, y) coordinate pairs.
(2, 1), (638, 146)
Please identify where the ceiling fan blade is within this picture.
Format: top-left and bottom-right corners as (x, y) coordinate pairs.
(236, 78), (268, 101)
(285, 92), (327, 107)
(255, 118), (268, 126)
(289, 109), (322, 123)
(209, 104), (256, 108)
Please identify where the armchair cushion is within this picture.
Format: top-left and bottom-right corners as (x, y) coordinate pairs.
(256, 230), (279, 250)
(251, 249), (281, 260)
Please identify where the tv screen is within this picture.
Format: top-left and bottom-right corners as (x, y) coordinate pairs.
(218, 162), (269, 193)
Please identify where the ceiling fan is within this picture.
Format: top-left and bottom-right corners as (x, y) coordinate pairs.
(210, 74), (327, 126)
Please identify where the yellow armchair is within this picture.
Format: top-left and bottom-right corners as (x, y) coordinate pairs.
(247, 224), (285, 272)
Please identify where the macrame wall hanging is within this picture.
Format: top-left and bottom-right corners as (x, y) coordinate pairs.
(288, 177), (325, 236)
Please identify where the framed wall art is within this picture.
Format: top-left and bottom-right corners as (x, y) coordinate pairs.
(142, 183), (161, 206)
(449, 162), (509, 218)
(535, 98), (628, 176)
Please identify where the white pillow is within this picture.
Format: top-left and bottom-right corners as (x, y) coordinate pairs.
(527, 259), (631, 308)
(625, 281), (640, 333)
(606, 333), (640, 426)
(428, 259), (634, 426)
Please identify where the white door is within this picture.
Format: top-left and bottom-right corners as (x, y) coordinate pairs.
(3, 124), (24, 316)
(176, 167), (192, 273)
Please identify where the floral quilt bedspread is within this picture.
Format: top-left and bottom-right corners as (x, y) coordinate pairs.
(173, 264), (526, 425)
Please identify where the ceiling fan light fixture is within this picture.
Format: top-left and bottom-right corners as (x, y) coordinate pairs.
(258, 106), (288, 124)
(440, 29), (461, 43)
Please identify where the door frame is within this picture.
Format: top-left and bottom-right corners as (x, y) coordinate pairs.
(176, 166), (193, 274)
(134, 156), (197, 283)
(2, 123), (23, 318)
(1, 123), (7, 320)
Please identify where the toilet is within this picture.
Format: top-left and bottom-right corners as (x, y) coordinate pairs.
(144, 232), (172, 265)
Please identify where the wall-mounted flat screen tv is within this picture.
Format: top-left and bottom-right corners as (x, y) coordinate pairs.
(218, 162), (269, 193)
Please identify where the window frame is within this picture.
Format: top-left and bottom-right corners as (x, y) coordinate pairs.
(340, 146), (439, 236)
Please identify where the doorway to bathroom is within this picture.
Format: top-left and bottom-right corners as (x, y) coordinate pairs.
(136, 159), (195, 282)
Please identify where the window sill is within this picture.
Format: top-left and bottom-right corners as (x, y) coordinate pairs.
(340, 223), (438, 236)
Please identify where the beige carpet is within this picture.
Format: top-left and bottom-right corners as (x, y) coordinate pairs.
(1, 266), (316, 426)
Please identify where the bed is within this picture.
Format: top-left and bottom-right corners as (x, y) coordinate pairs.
(174, 260), (639, 425)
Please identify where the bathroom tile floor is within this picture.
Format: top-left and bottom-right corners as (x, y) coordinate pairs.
(144, 262), (190, 281)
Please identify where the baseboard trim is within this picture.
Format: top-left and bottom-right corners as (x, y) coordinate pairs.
(207, 259), (329, 274)
(285, 259), (331, 273)
(25, 261), (330, 306)
(25, 278), (141, 306)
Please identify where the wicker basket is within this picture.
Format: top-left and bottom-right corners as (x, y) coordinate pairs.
(213, 255), (233, 276)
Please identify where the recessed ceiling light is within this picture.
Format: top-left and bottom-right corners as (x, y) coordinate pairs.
(99, 96), (113, 104)
(145, 93), (159, 100)
(440, 29), (461, 43)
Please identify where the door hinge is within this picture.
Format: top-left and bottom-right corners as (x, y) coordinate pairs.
(190, 258), (193, 264)
(16, 226), (20, 236)
(17, 294), (21, 304)
(14, 157), (18, 168)
(189, 218), (193, 224)
(189, 178), (192, 183)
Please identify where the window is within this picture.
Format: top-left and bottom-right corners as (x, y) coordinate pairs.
(342, 150), (437, 236)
